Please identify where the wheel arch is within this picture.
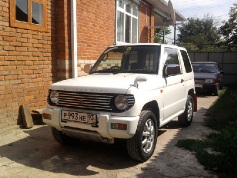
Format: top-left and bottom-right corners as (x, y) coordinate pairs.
(142, 100), (160, 128)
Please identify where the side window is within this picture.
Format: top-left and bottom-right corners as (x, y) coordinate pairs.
(180, 50), (192, 73)
(164, 48), (181, 76)
(10, 0), (47, 31)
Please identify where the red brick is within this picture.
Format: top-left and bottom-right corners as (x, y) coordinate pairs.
(5, 75), (18, 80)
(8, 51), (20, 56)
(5, 56), (16, 60)
(9, 42), (22, 46)
(21, 52), (31, 56)
(16, 47), (27, 51)
(0, 51), (8, 56)
(0, 61), (10, 65)
(17, 38), (27, 43)
(4, 46), (15, 51)
(3, 36), (16, 42)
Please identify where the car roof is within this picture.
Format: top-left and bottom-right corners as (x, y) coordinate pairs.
(111, 43), (187, 51)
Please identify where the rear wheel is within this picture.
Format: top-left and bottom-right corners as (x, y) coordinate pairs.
(178, 95), (193, 127)
(51, 127), (77, 145)
(127, 110), (157, 162)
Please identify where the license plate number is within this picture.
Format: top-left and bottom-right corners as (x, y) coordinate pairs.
(61, 110), (97, 124)
(195, 83), (203, 88)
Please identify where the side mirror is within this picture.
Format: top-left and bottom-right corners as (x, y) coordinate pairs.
(84, 64), (92, 73)
(134, 75), (147, 88)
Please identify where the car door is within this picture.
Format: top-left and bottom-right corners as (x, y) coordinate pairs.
(162, 47), (186, 120)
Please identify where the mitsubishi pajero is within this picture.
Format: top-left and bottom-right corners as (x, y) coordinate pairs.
(43, 44), (197, 162)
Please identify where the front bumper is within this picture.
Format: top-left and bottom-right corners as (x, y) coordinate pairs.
(42, 107), (139, 141)
(195, 83), (216, 92)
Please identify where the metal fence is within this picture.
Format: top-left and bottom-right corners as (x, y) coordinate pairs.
(189, 52), (237, 85)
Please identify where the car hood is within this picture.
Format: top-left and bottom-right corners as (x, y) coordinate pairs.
(50, 73), (161, 94)
(194, 72), (218, 79)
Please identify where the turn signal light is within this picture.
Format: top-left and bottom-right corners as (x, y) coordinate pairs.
(43, 113), (51, 120)
(111, 123), (127, 130)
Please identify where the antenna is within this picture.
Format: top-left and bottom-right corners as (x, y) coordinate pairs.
(168, 0), (176, 26)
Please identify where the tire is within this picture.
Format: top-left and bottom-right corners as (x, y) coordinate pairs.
(51, 127), (77, 145)
(127, 110), (157, 162)
(178, 95), (193, 127)
(213, 83), (220, 96)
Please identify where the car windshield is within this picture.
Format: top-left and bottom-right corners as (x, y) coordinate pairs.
(90, 45), (160, 74)
(192, 63), (218, 73)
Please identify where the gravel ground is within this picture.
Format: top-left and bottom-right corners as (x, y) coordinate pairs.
(0, 95), (218, 178)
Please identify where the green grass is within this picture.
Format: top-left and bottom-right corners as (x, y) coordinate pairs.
(176, 86), (237, 177)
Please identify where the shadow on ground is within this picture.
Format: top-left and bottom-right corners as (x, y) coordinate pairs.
(0, 126), (138, 176)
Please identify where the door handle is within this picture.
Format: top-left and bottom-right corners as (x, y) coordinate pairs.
(181, 79), (184, 83)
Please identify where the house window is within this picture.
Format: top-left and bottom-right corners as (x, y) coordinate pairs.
(116, 0), (139, 44)
(10, 0), (47, 31)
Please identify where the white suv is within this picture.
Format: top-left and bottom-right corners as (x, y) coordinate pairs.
(43, 44), (197, 162)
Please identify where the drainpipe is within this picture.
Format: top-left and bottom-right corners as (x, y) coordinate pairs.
(71, 0), (78, 78)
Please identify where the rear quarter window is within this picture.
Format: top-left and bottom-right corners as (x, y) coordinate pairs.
(180, 50), (192, 73)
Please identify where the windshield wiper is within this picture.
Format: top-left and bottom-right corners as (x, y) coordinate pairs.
(112, 70), (127, 74)
(91, 69), (120, 74)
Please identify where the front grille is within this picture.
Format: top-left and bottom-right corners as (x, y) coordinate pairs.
(47, 90), (135, 113)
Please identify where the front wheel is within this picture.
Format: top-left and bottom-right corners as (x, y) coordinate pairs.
(178, 95), (194, 127)
(127, 110), (157, 162)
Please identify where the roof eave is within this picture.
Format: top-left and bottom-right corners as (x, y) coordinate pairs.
(146, 0), (186, 22)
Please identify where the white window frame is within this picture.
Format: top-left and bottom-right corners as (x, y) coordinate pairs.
(116, 0), (139, 44)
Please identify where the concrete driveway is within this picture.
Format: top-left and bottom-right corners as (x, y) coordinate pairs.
(0, 95), (218, 178)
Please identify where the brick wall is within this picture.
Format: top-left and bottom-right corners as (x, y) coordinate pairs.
(77, 0), (116, 75)
(0, 0), (57, 128)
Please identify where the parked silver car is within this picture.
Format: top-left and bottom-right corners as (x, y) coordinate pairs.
(192, 61), (224, 96)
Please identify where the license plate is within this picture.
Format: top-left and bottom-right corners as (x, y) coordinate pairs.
(61, 110), (97, 124)
(195, 83), (203, 88)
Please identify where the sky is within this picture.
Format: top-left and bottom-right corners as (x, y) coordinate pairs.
(164, 0), (236, 43)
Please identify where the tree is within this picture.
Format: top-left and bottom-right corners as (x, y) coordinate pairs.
(154, 27), (171, 44)
(219, 3), (237, 51)
(177, 16), (221, 52)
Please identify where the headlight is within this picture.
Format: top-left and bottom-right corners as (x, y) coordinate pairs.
(50, 90), (59, 104)
(205, 79), (215, 83)
(115, 95), (128, 111)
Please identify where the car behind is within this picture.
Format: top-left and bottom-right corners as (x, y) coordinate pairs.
(192, 61), (224, 96)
